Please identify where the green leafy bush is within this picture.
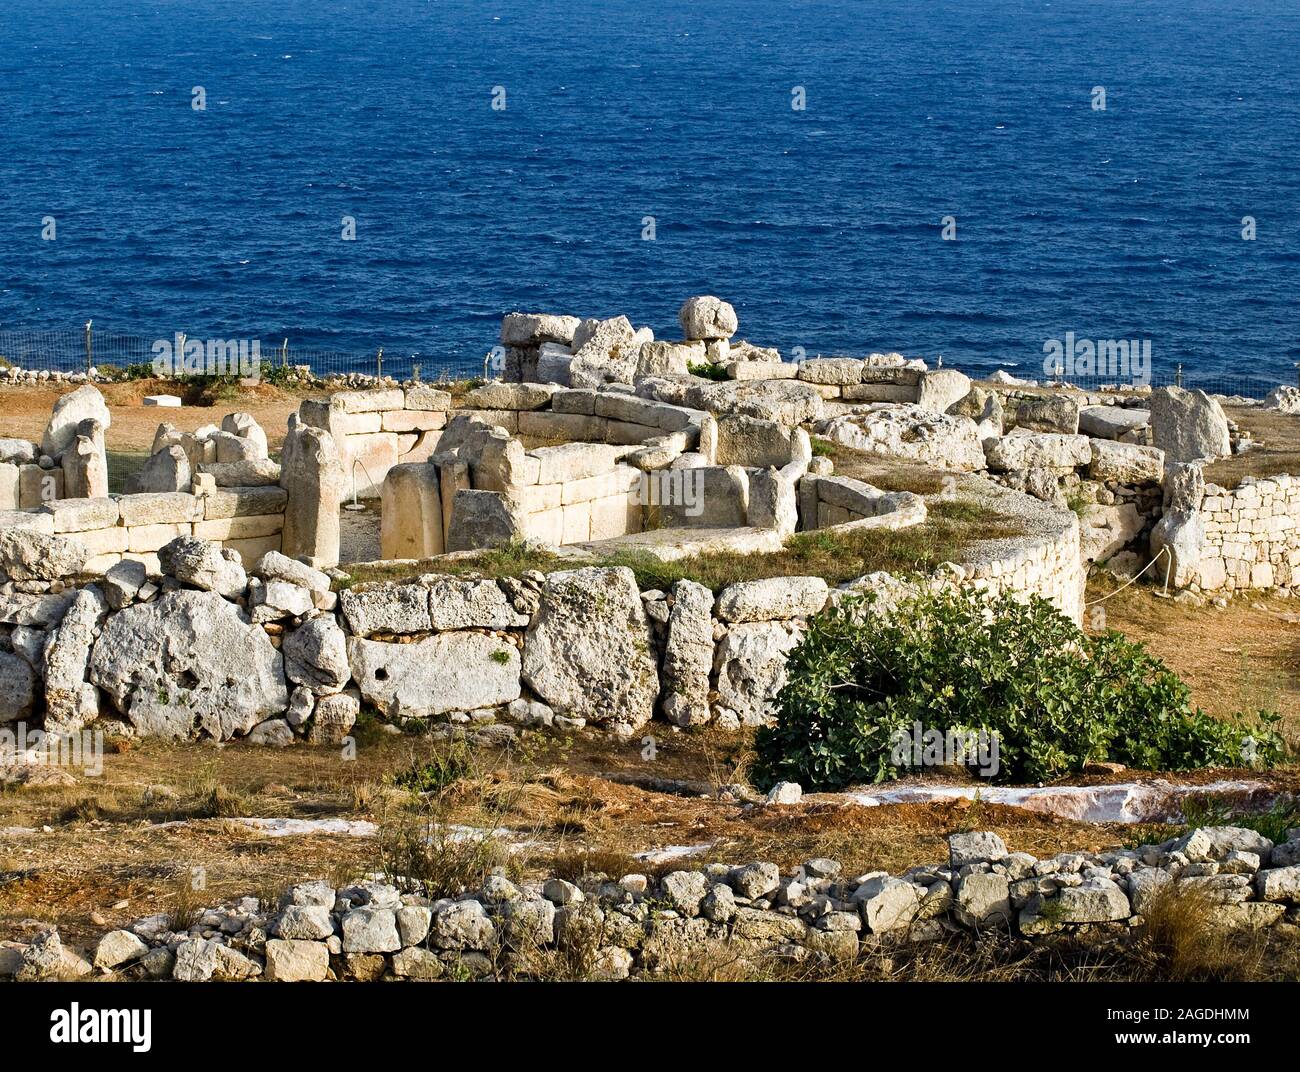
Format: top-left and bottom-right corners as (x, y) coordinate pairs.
(687, 360), (729, 381)
(753, 587), (1284, 789)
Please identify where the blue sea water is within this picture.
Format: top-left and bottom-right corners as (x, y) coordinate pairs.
(0, 0), (1297, 385)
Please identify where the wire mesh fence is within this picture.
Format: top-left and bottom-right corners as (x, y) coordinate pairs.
(0, 328), (488, 382)
(0, 327), (1290, 399)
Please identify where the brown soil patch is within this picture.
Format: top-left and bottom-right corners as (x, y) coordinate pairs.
(1204, 404), (1300, 489)
(1086, 573), (1300, 745)
(0, 381), (319, 455)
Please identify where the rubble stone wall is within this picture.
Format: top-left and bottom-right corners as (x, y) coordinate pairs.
(14, 825), (1300, 982)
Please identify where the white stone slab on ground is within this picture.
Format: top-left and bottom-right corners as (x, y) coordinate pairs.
(143, 395), (183, 408)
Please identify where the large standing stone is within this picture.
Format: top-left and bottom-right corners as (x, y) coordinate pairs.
(522, 567), (659, 735)
(61, 420), (109, 499)
(42, 586), (108, 732)
(280, 420), (345, 568)
(380, 463), (444, 559)
(679, 296), (738, 340)
(41, 385), (111, 459)
(88, 590), (289, 739)
(127, 445), (192, 494)
(1149, 386), (1231, 462)
(347, 632), (520, 718)
(660, 579), (715, 727)
(1150, 505), (1204, 589)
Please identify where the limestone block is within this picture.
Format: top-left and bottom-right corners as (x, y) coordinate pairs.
(347, 633), (520, 718)
(202, 486), (289, 519)
(41, 497), (120, 533)
(531, 442), (620, 484)
(382, 410), (447, 433)
(279, 421), (345, 568)
(18, 464), (62, 508)
(380, 463), (444, 560)
(193, 513), (284, 541)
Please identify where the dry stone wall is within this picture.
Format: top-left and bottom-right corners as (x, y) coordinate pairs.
(1197, 474), (1300, 591)
(13, 825), (1300, 982)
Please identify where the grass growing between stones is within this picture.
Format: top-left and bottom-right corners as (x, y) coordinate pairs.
(335, 499), (1023, 594)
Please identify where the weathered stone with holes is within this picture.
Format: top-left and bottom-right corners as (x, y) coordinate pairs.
(282, 615), (350, 694)
(522, 567), (658, 736)
(42, 585), (108, 732)
(1013, 394), (1080, 434)
(0, 529), (88, 581)
(307, 691), (359, 744)
(88, 590), (289, 740)
(348, 632), (519, 719)
(0, 651), (36, 723)
(713, 620), (802, 726)
(821, 406), (986, 472)
(1088, 440), (1164, 484)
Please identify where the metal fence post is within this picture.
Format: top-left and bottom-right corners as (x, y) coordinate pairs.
(376, 348), (383, 380)
(84, 320), (93, 375)
(1175, 363), (1183, 388)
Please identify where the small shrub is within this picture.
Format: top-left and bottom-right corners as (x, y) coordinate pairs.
(393, 745), (476, 795)
(753, 587), (1285, 789)
(687, 361), (729, 381)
